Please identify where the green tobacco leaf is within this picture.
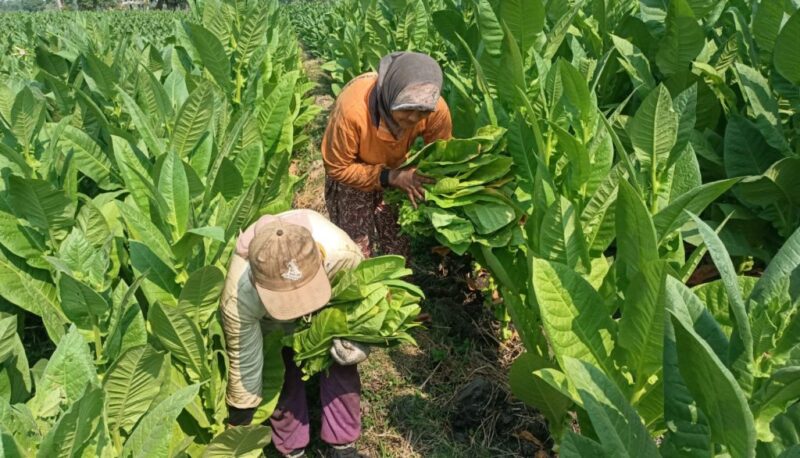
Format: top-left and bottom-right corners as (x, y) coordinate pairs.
(117, 86), (164, 156)
(148, 303), (207, 382)
(667, 276), (730, 360)
(759, 403), (800, 456)
(59, 274), (109, 331)
(615, 180), (658, 282)
(560, 431), (606, 457)
(689, 213), (754, 391)
(9, 86), (43, 149)
(474, 0), (503, 57)
(0, 246), (65, 343)
(0, 315), (31, 402)
(53, 228), (107, 289)
(76, 199), (111, 249)
(509, 352), (571, 438)
(0, 426), (22, 458)
(611, 34), (656, 97)
(251, 330), (285, 425)
(158, 151), (190, 238)
(57, 125), (118, 190)
(775, 9), (800, 84)
(122, 384), (200, 458)
(104, 278), (147, 362)
(692, 277), (760, 336)
(751, 225), (800, 308)
(751, 367), (800, 442)
(543, 1), (582, 61)
(660, 299), (712, 458)
(259, 71), (299, 154)
(236, 5), (268, 63)
(31, 326), (96, 414)
(116, 201), (172, 263)
(736, 63), (780, 126)
(724, 115), (784, 178)
(171, 83), (215, 158)
(36, 386), (103, 458)
(6, 176), (74, 241)
(655, 0), (704, 77)
(81, 53), (115, 99)
(337, 256), (408, 290)
(753, 0), (784, 57)
(669, 84), (697, 167)
(104, 345), (166, 436)
(497, 22), (526, 108)
(581, 166), (622, 256)
(0, 315), (18, 364)
(736, 158), (800, 236)
(539, 196), (585, 269)
(563, 357), (659, 457)
(619, 261), (667, 386)
(211, 157), (244, 200)
(182, 23), (233, 95)
(533, 258), (616, 376)
(112, 136), (155, 215)
(128, 241), (179, 305)
(672, 312), (757, 458)
(178, 266), (224, 325)
(653, 178), (739, 244)
(499, 0), (543, 53)
(463, 201), (514, 235)
(507, 111), (537, 188)
(628, 85), (677, 175)
(202, 425), (271, 457)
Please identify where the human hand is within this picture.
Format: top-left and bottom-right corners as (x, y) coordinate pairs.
(388, 167), (435, 209)
(330, 338), (370, 366)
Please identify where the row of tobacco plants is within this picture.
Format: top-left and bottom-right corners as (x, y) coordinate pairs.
(308, 0), (800, 456)
(0, 0), (319, 455)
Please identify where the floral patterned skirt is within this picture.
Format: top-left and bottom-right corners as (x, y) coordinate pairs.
(324, 176), (410, 259)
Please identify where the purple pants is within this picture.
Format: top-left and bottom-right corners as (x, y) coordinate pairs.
(271, 348), (361, 454)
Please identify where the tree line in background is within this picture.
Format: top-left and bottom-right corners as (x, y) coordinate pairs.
(0, 0), (187, 12)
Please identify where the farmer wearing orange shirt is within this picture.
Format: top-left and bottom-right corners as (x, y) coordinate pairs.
(322, 52), (453, 258)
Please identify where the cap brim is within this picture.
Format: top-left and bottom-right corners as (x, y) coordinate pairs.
(255, 263), (332, 321)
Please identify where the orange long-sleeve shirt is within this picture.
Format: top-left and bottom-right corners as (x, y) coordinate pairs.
(321, 73), (453, 192)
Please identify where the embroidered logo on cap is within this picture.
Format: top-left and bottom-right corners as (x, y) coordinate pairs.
(281, 259), (303, 281)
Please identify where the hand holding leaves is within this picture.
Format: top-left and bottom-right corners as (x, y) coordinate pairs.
(388, 167), (435, 208)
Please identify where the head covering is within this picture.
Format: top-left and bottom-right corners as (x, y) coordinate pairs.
(368, 52), (444, 138)
(248, 220), (331, 321)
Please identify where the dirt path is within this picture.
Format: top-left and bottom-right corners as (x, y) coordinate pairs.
(284, 57), (552, 458)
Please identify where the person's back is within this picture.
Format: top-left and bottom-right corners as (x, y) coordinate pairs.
(221, 209), (369, 457)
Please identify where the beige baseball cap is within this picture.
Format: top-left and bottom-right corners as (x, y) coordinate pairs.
(247, 221), (331, 321)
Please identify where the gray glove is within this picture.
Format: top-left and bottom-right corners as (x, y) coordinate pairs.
(330, 339), (370, 366)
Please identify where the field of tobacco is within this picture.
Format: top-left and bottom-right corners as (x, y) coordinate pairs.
(2, 0), (800, 456)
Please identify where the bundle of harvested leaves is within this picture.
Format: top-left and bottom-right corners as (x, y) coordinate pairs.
(285, 255), (423, 378)
(393, 126), (522, 255)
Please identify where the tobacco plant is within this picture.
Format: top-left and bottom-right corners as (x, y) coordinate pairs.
(314, 0), (800, 453)
(0, 0), (317, 455)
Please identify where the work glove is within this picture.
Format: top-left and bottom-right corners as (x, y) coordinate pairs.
(330, 339), (370, 366)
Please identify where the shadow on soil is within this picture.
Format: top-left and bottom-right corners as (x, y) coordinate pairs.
(373, 238), (553, 457)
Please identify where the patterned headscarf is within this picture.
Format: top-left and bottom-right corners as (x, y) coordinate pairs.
(368, 52), (444, 138)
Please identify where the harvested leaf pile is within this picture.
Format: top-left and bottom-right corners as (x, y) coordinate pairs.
(393, 126), (522, 255)
(285, 255), (423, 378)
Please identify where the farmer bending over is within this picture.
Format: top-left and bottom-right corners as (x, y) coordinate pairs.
(323, 51), (452, 258)
(222, 209), (369, 458)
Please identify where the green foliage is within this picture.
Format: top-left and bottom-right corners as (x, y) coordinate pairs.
(393, 126), (520, 255)
(0, 2), (317, 455)
(286, 256), (422, 378)
(310, 0), (800, 454)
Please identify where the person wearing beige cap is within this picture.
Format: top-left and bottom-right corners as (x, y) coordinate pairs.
(221, 209), (369, 458)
